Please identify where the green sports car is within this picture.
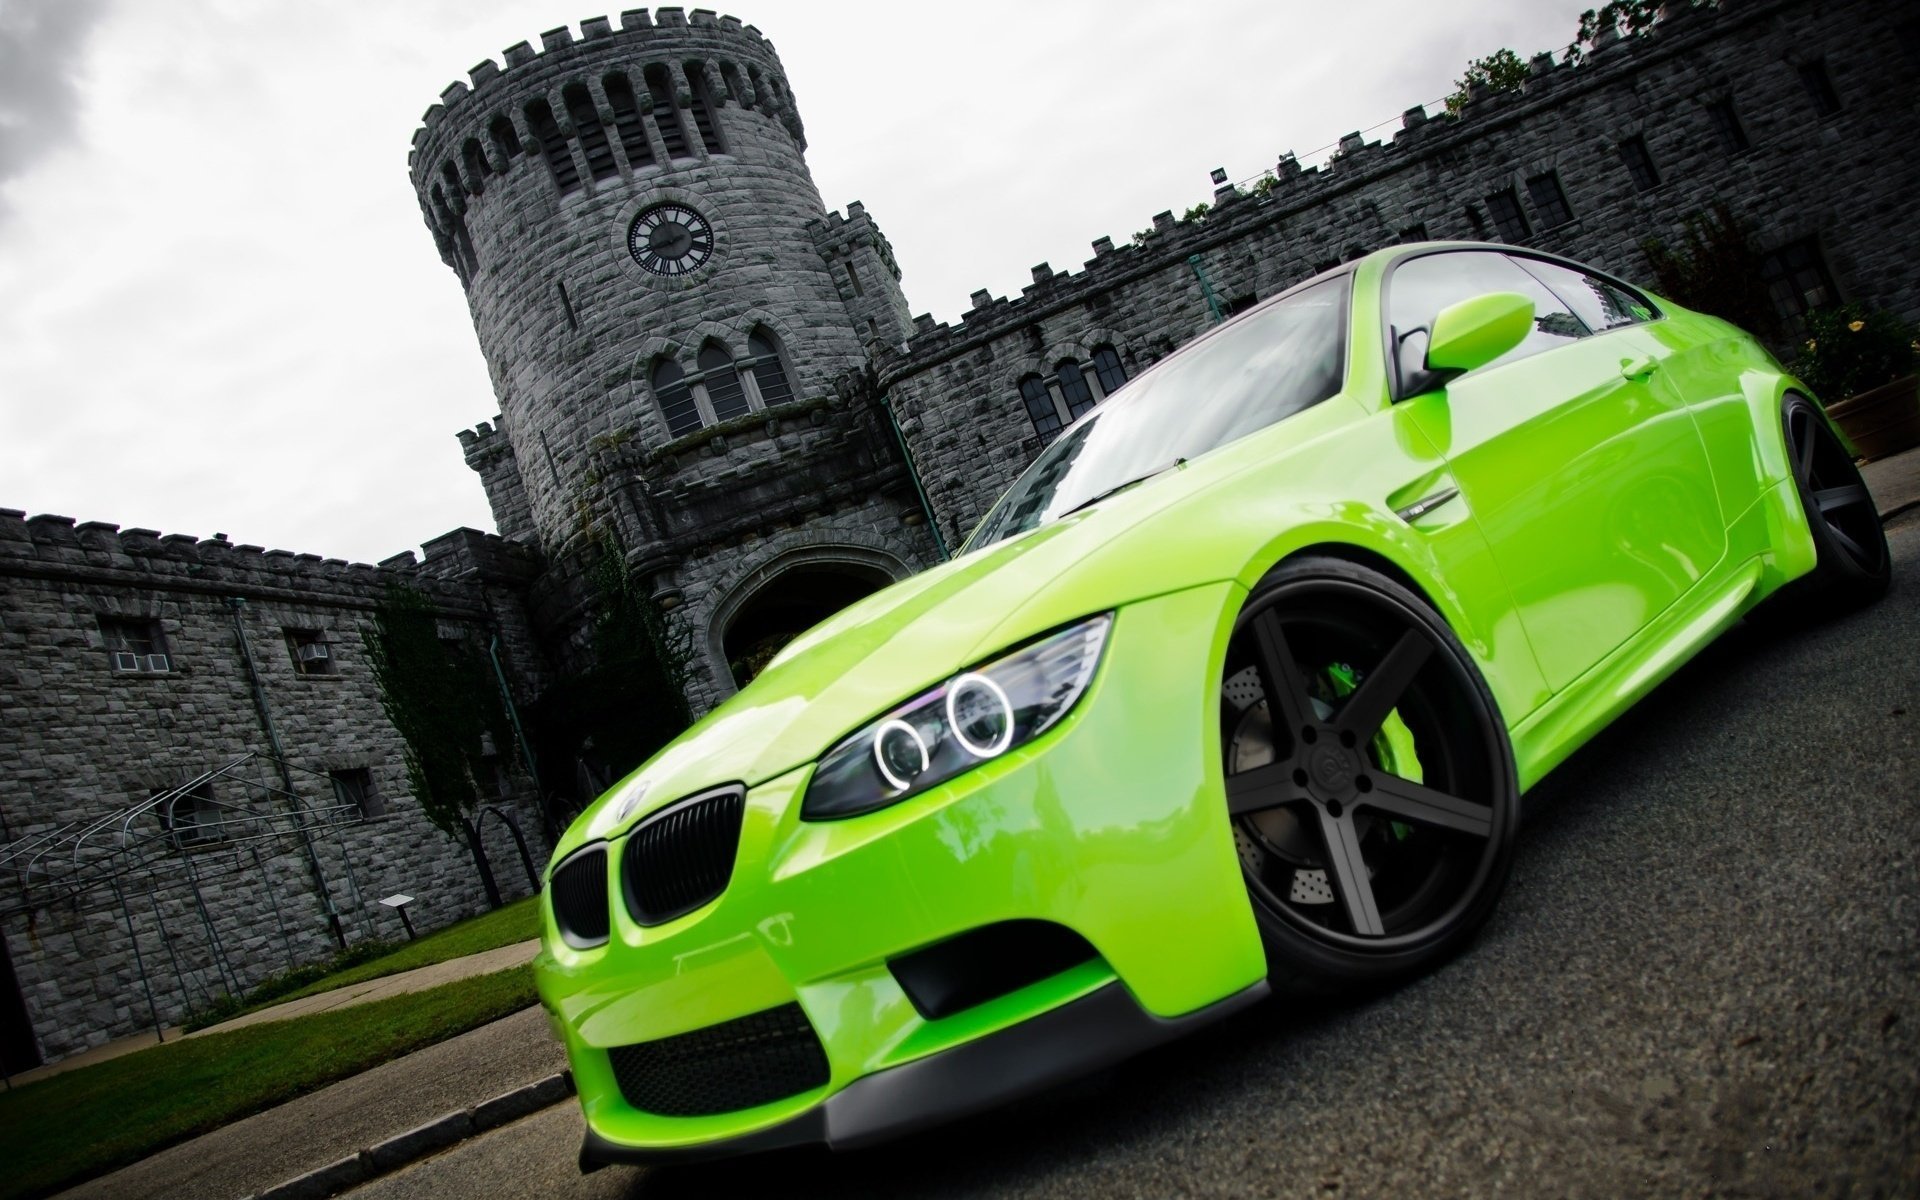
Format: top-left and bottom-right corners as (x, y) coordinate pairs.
(537, 242), (1890, 1167)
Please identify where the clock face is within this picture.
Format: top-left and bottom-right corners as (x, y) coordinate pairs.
(628, 204), (714, 277)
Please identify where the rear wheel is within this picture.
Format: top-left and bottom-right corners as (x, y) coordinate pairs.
(1221, 556), (1519, 992)
(1782, 393), (1889, 607)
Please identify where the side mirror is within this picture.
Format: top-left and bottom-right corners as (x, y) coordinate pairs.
(1425, 291), (1536, 375)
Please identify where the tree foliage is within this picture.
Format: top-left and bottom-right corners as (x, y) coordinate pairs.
(1641, 202), (1782, 344)
(1445, 49), (1530, 115)
(364, 584), (515, 838)
(1565, 0), (1715, 64)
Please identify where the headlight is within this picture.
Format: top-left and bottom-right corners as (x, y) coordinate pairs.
(801, 614), (1112, 820)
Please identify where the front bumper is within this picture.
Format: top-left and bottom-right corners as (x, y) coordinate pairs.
(537, 583), (1269, 1158)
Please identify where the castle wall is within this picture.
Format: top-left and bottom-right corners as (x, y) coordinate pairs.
(0, 511), (550, 1062)
(881, 0), (1920, 545)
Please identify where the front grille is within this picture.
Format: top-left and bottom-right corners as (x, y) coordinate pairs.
(621, 785), (746, 925)
(607, 1002), (830, 1117)
(549, 845), (609, 948)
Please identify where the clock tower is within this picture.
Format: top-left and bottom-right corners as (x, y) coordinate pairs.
(412, 10), (932, 711)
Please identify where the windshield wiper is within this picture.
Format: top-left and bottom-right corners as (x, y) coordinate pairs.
(1058, 458), (1186, 519)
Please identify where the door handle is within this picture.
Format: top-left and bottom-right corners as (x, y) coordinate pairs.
(1619, 355), (1659, 380)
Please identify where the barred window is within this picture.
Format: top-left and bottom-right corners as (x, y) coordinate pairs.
(746, 328), (796, 406)
(1020, 375), (1062, 442)
(698, 343), (750, 422)
(652, 357), (701, 438)
(1619, 136), (1660, 191)
(645, 64), (692, 158)
(1524, 172), (1573, 229)
(1091, 345), (1127, 394)
(603, 74), (655, 169)
(1484, 188), (1531, 242)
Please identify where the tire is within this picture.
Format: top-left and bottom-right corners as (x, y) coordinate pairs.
(1780, 392), (1891, 609)
(1220, 555), (1520, 993)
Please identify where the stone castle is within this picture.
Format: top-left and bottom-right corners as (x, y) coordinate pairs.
(2, 0), (1911, 1068)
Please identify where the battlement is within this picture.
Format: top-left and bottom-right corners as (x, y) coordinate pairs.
(457, 416), (513, 466)
(809, 201), (904, 282)
(0, 508), (537, 611)
(409, 9), (790, 179)
(880, 0), (1731, 370)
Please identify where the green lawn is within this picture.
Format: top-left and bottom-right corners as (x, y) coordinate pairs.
(0, 968), (539, 1200)
(190, 895), (542, 1028)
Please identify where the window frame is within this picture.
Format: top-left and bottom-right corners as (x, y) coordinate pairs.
(99, 615), (170, 674)
(1523, 172), (1574, 230)
(1618, 135), (1661, 192)
(284, 627), (336, 677)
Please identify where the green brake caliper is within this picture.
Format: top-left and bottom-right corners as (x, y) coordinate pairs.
(1325, 662), (1422, 842)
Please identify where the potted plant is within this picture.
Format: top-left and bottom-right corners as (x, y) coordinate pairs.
(1792, 304), (1920, 461)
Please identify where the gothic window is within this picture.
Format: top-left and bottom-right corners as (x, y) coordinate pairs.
(746, 328), (796, 406)
(489, 115), (522, 163)
(1619, 136), (1660, 191)
(645, 64), (692, 159)
(1797, 60), (1841, 116)
(1484, 188), (1531, 242)
(1705, 99), (1750, 153)
(1091, 345), (1127, 394)
(652, 357), (701, 438)
(1057, 361), (1097, 420)
(720, 62), (750, 110)
(1759, 238), (1838, 324)
(100, 615), (169, 673)
(684, 62), (726, 154)
(524, 99), (581, 194)
(461, 138), (489, 189)
(1524, 172), (1573, 229)
(697, 343), (751, 422)
(563, 83), (618, 182)
(1020, 374), (1062, 442)
(603, 74), (655, 169)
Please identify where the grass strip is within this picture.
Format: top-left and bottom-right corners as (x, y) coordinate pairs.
(0, 967), (538, 1200)
(190, 896), (542, 1027)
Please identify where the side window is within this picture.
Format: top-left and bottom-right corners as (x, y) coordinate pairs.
(1387, 251), (1588, 394)
(1512, 256), (1657, 333)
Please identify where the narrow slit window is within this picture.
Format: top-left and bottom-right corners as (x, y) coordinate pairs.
(698, 344), (750, 421)
(1619, 136), (1660, 191)
(645, 64), (691, 158)
(603, 73), (655, 169)
(747, 328), (795, 406)
(843, 261), (864, 296)
(685, 62), (726, 153)
(652, 357), (702, 437)
(563, 83), (618, 181)
(524, 100), (581, 193)
(557, 281), (578, 330)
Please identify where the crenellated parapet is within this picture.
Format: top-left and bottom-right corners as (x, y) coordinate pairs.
(809, 200), (912, 346)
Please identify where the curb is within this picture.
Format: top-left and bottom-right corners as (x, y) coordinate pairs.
(1880, 498), (1918, 523)
(243, 1070), (574, 1200)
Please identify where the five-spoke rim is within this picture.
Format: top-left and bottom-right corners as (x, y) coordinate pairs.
(1224, 578), (1508, 949)
(1788, 400), (1884, 576)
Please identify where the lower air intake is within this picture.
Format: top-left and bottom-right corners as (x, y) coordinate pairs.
(607, 1003), (831, 1117)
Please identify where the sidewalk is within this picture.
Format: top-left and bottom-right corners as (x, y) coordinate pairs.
(1862, 442), (1920, 521)
(11, 938), (542, 1088)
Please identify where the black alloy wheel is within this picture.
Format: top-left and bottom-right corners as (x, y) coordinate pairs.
(1222, 556), (1519, 991)
(1783, 393), (1890, 604)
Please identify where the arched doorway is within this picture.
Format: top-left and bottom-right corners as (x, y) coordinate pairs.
(719, 560), (895, 689)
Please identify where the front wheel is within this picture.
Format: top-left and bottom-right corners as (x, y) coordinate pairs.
(1221, 556), (1520, 993)
(1781, 393), (1890, 608)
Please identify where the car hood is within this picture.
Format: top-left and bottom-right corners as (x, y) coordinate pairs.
(563, 466), (1209, 852)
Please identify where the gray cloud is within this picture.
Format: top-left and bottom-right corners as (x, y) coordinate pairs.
(0, 0), (111, 195)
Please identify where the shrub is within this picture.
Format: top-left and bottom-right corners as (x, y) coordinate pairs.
(1792, 305), (1919, 400)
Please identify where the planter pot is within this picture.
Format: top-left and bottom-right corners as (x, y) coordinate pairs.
(1826, 374), (1920, 462)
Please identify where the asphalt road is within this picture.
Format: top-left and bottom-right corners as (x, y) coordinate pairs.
(350, 515), (1920, 1200)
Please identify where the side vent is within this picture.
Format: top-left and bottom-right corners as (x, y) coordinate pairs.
(621, 785), (746, 926)
(549, 845), (610, 948)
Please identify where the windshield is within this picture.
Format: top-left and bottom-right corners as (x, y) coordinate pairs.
(965, 274), (1351, 550)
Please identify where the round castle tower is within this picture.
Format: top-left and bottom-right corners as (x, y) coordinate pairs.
(411, 9), (938, 711)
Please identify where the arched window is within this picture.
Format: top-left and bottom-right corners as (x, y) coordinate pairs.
(1020, 374), (1062, 442)
(644, 64), (691, 158)
(461, 138), (489, 189)
(697, 343), (750, 422)
(684, 62), (726, 154)
(563, 83), (617, 181)
(488, 115), (522, 163)
(523, 99), (580, 194)
(1091, 345), (1127, 395)
(746, 328), (795, 406)
(652, 357), (700, 438)
(602, 73), (654, 169)
(720, 62), (750, 110)
(1056, 360), (1096, 419)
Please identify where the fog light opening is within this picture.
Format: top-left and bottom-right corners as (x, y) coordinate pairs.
(946, 672), (1015, 759)
(873, 719), (930, 791)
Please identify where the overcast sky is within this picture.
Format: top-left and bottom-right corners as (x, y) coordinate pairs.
(0, 0), (1588, 565)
